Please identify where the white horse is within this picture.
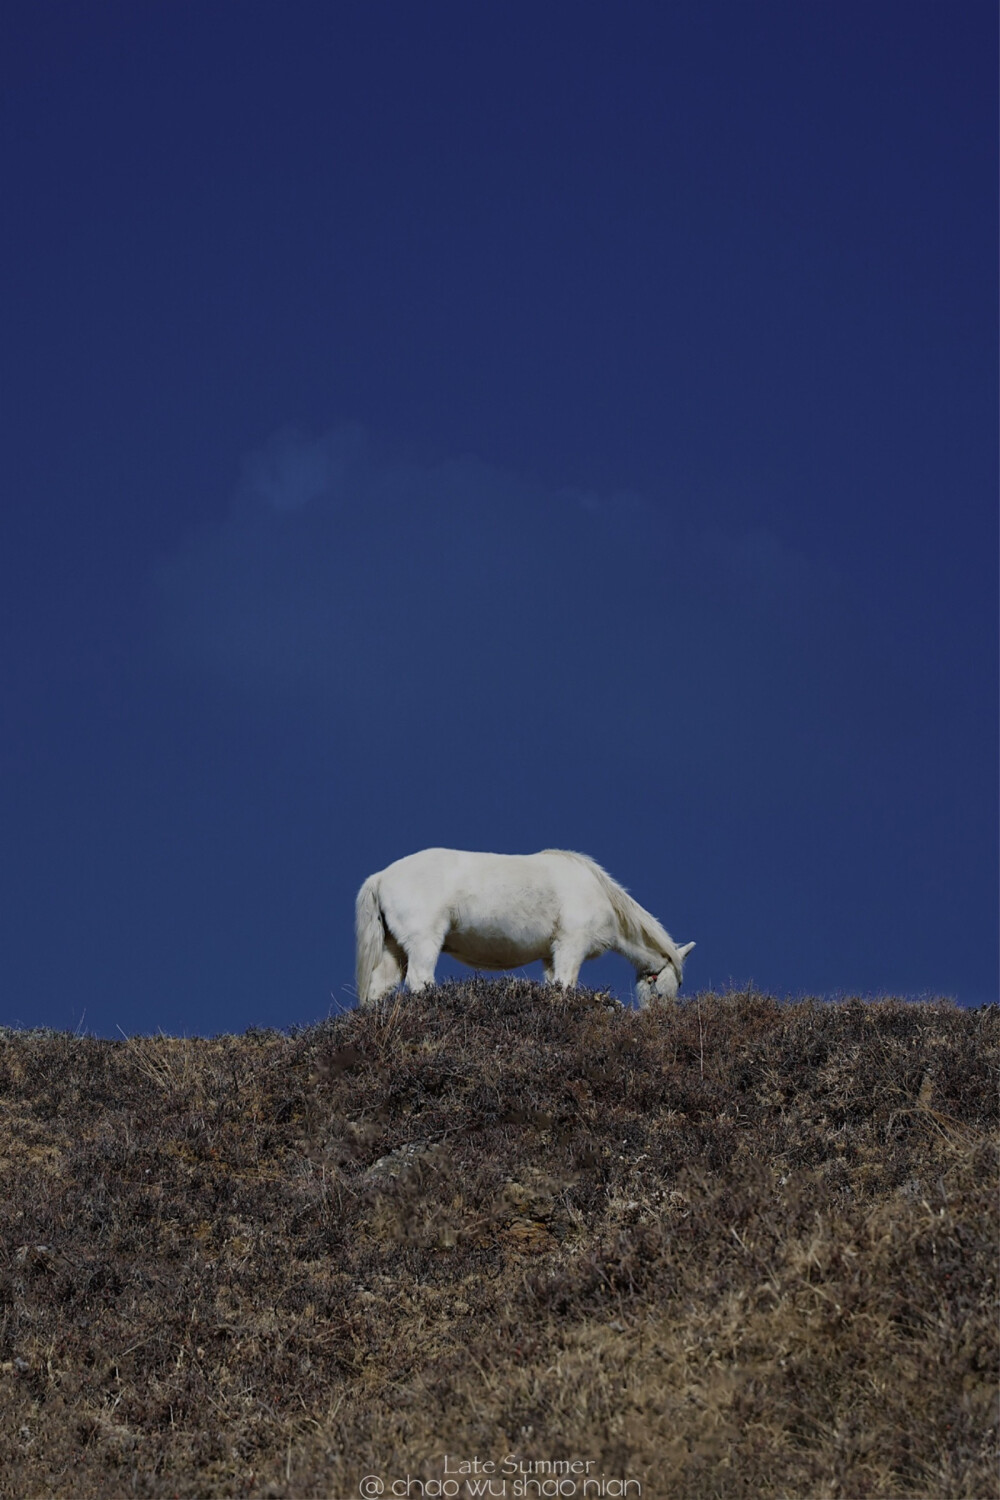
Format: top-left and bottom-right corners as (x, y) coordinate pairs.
(355, 848), (694, 1008)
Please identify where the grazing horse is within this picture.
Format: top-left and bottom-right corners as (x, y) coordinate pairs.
(354, 848), (694, 1007)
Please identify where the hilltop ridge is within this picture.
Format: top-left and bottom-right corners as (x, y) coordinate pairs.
(0, 983), (996, 1498)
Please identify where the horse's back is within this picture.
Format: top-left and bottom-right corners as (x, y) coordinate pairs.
(376, 848), (610, 933)
(378, 848), (601, 899)
(378, 848), (553, 904)
(380, 848), (528, 892)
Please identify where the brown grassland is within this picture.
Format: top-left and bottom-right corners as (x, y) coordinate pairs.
(0, 983), (996, 1500)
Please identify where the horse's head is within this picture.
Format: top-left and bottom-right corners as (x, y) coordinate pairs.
(636, 941), (696, 1007)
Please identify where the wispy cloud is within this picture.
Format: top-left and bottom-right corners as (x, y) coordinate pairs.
(156, 423), (838, 744)
(239, 424), (370, 513)
(696, 524), (835, 607)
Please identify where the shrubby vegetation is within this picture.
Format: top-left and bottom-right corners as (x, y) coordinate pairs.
(0, 983), (996, 1498)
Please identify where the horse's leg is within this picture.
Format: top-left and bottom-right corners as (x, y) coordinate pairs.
(549, 934), (588, 988)
(364, 934), (406, 1005)
(402, 930), (445, 993)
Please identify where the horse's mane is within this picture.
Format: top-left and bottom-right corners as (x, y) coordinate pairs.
(540, 849), (683, 970)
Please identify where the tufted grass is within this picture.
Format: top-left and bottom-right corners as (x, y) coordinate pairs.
(0, 984), (996, 1498)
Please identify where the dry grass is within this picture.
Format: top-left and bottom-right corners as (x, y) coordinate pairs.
(0, 984), (996, 1499)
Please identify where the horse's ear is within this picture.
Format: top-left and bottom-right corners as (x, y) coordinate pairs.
(677, 941), (696, 961)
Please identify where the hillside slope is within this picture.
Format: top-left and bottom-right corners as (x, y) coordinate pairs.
(0, 984), (996, 1499)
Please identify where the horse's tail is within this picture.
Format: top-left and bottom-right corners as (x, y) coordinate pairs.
(355, 874), (386, 1005)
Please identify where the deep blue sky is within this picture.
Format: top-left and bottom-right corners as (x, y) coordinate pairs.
(2, 1), (996, 1033)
